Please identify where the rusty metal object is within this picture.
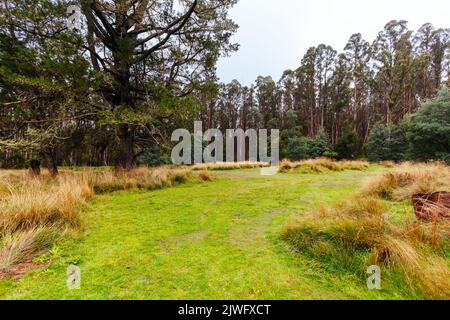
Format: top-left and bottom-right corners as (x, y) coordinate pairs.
(412, 192), (450, 221)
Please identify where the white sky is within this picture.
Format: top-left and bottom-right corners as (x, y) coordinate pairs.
(217, 0), (450, 85)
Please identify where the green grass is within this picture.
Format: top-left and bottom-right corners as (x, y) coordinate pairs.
(0, 166), (418, 299)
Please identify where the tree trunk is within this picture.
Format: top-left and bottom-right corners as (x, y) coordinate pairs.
(117, 125), (135, 170)
(28, 159), (41, 176)
(43, 153), (58, 176)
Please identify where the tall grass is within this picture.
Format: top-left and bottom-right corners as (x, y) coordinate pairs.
(0, 167), (201, 273)
(191, 161), (269, 171)
(0, 227), (58, 269)
(283, 162), (450, 299)
(280, 158), (369, 173)
(362, 162), (450, 200)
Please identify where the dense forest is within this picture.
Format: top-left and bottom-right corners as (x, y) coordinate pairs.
(0, 1), (449, 172)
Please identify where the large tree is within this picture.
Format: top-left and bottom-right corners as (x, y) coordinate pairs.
(1, 0), (238, 169)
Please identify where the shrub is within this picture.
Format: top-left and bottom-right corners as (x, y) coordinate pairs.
(309, 130), (332, 158)
(284, 137), (310, 161)
(335, 130), (363, 160)
(138, 145), (170, 166)
(367, 124), (407, 162)
(405, 87), (450, 163)
(284, 130), (332, 161)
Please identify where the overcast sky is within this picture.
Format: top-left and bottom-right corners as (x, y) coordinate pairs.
(216, 0), (450, 85)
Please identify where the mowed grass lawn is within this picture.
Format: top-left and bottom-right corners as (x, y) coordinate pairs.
(0, 166), (408, 299)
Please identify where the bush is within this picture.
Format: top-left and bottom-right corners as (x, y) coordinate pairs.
(284, 137), (310, 161)
(138, 145), (170, 166)
(335, 130), (363, 160)
(405, 87), (450, 163)
(284, 130), (332, 161)
(309, 130), (331, 158)
(367, 124), (407, 162)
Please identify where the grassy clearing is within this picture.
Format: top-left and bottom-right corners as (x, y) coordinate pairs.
(283, 162), (450, 299)
(0, 163), (447, 299)
(280, 158), (369, 173)
(0, 167), (401, 299)
(0, 168), (205, 275)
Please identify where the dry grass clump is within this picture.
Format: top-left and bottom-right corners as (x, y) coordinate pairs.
(198, 171), (212, 181)
(381, 161), (396, 168)
(280, 158), (369, 173)
(0, 167), (197, 234)
(192, 162), (269, 171)
(0, 175), (93, 233)
(0, 227), (58, 270)
(362, 162), (450, 200)
(283, 162), (450, 299)
(283, 197), (388, 255)
(87, 167), (193, 193)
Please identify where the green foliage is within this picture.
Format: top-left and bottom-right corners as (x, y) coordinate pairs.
(335, 130), (363, 160)
(283, 130), (332, 160)
(367, 124), (407, 162)
(309, 130), (331, 158)
(284, 137), (310, 161)
(138, 145), (170, 167)
(405, 87), (450, 163)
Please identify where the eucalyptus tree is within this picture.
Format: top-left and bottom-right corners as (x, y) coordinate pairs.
(328, 54), (351, 144)
(414, 23), (450, 98)
(295, 47), (317, 136)
(277, 70), (296, 129)
(314, 44), (337, 131)
(344, 33), (372, 139)
(371, 20), (416, 125)
(254, 76), (280, 129)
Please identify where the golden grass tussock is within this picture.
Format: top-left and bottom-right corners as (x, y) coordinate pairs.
(381, 161), (396, 168)
(283, 162), (450, 299)
(191, 162), (270, 171)
(280, 158), (369, 173)
(198, 171), (212, 181)
(87, 167), (193, 193)
(0, 176), (93, 233)
(362, 162), (450, 200)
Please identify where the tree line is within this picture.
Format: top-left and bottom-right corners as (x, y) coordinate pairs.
(206, 20), (450, 163)
(0, 1), (449, 173)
